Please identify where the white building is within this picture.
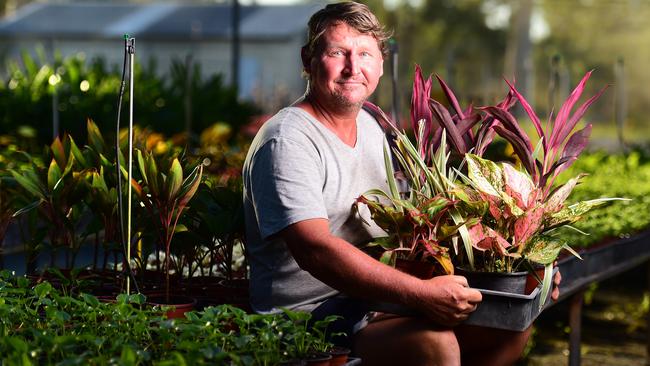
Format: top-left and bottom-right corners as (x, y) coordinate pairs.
(0, 1), (323, 105)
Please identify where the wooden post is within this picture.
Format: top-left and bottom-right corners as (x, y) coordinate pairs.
(568, 290), (585, 366)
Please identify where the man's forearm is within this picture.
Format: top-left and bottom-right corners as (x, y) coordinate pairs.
(283, 219), (426, 309)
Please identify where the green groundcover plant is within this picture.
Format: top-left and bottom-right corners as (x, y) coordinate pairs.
(0, 270), (337, 365)
(555, 148), (650, 248)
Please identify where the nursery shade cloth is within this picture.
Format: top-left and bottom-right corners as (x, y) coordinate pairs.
(243, 105), (389, 313)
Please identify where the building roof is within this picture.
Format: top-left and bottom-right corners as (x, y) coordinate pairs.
(0, 2), (323, 41)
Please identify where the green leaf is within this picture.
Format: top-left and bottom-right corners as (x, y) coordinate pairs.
(81, 293), (100, 307)
(136, 149), (147, 186)
(98, 153), (113, 169)
(87, 119), (105, 154)
(450, 208), (474, 269)
(90, 170), (109, 193)
(166, 158), (183, 201)
(177, 164), (203, 208)
(47, 159), (62, 191)
(174, 224), (188, 233)
(10, 169), (44, 199)
(538, 263), (553, 312)
(383, 143), (400, 201)
(465, 154), (502, 197)
(50, 137), (67, 169)
(145, 152), (160, 197)
(129, 293), (146, 305)
(525, 235), (564, 265)
(12, 200), (41, 217)
(34, 282), (53, 297)
(69, 137), (89, 168)
(379, 250), (396, 266)
(120, 346), (137, 366)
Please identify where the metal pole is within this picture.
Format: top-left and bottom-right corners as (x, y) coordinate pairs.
(126, 37), (135, 295)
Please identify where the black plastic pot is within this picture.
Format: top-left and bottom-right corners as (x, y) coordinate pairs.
(456, 267), (528, 294)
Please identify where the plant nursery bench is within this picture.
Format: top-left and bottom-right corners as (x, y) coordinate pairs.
(555, 228), (650, 366)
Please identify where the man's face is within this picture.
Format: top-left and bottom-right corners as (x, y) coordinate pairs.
(304, 22), (384, 111)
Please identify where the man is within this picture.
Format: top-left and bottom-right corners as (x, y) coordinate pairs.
(243, 2), (548, 365)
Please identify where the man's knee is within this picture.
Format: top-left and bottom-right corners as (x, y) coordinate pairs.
(354, 316), (460, 366)
(415, 328), (460, 365)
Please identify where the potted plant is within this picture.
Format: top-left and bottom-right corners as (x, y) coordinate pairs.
(357, 64), (518, 277)
(358, 65), (621, 305)
(451, 71), (624, 303)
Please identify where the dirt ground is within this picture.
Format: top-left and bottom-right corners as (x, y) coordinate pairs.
(520, 266), (648, 366)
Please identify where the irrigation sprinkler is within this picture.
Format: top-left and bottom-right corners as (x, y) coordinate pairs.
(115, 35), (139, 295)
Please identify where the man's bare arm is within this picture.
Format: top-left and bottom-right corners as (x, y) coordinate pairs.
(280, 218), (482, 326)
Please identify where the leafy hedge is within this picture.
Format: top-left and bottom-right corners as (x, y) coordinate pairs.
(557, 148), (650, 248)
(0, 48), (258, 147)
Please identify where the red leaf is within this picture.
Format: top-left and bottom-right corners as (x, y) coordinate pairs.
(468, 223), (510, 255)
(561, 124), (592, 161)
(430, 99), (467, 154)
(504, 78), (545, 145)
(363, 101), (398, 132)
(456, 114), (482, 137)
(479, 192), (504, 222)
(474, 118), (498, 156)
(548, 70), (593, 149)
(513, 206), (544, 247)
(482, 106), (533, 153)
(435, 74), (465, 119)
(492, 124), (537, 179)
(411, 65), (433, 150)
(562, 85), (607, 138)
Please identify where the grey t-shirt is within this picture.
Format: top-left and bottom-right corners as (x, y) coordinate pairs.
(242, 106), (389, 313)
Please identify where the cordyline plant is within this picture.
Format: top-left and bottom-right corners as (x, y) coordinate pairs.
(10, 133), (91, 268)
(356, 64), (490, 274)
(130, 149), (203, 302)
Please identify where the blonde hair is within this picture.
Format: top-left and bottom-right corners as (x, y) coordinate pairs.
(302, 1), (391, 63)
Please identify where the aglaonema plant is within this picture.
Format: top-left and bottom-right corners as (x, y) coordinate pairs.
(451, 72), (628, 307)
(130, 149), (203, 302)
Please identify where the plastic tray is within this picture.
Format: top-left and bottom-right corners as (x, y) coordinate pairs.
(368, 269), (557, 332)
(462, 285), (551, 331)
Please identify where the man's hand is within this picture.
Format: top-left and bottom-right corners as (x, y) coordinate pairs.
(551, 268), (562, 301)
(416, 275), (482, 327)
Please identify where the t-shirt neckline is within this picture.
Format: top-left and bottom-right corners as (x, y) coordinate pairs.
(290, 107), (362, 152)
